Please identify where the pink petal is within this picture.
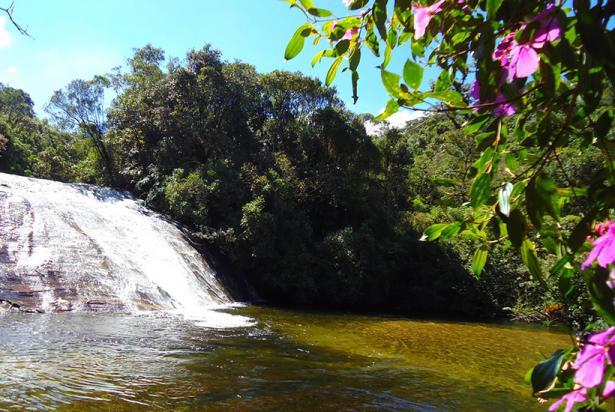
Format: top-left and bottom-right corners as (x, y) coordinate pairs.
(412, 1), (444, 39)
(588, 327), (615, 346)
(574, 345), (605, 388)
(549, 397), (566, 412)
(582, 243), (603, 269)
(412, 7), (431, 39)
(533, 4), (556, 23)
(493, 94), (515, 117)
(549, 388), (588, 412)
(604, 381), (615, 398)
(493, 32), (515, 62)
(596, 230), (615, 268)
(470, 81), (480, 100)
(565, 389), (588, 412)
(510, 44), (539, 78)
(532, 18), (561, 49)
(608, 268), (615, 289)
(342, 27), (359, 40)
(427, 0), (445, 14)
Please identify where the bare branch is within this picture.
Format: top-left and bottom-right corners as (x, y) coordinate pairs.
(0, 2), (32, 38)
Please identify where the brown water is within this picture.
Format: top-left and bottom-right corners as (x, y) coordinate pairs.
(0, 307), (569, 411)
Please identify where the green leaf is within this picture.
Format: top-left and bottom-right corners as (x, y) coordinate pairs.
(381, 70), (401, 98)
(423, 90), (465, 106)
(284, 24), (310, 60)
(440, 222), (462, 240)
(382, 45), (392, 69)
(386, 29), (398, 49)
(373, 0), (388, 39)
(423, 223), (448, 241)
(351, 70), (359, 104)
(349, 48), (361, 71)
(348, 0), (369, 10)
(470, 173), (492, 209)
(374, 99), (400, 121)
(434, 69), (451, 92)
(531, 350), (564, 394)
(298, 0), (315, 9)
(526, 175), (559, 229)
(411, 39), (424, 58)
(326, 56), (344, 86)
(486, 0), (503, 20)
(334, 39), (350, 56)
(365, 30), (380, 57)
(403, 59), (424, 90)
(311, 50), (326, 67)
(306, 7), (332, 17)
(506, 209), (527, 248)
(521, 239), (545, 287)
(472, 246), (488, 277)
(498, 183), (513, 217)
(554, 260), (575, 299)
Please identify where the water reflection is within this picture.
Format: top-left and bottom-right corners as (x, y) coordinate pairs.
(0, 309), (568, 411)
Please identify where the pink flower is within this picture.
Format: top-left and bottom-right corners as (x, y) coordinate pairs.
(532, 16), (561, 49)
(595, 222), (612, 236)
(608, 269), (615, 289)
(412, 0), (445, 39)
(508, 43), (540, 79)
(493, 94), (516, 117)
(582, 223), (615, 270)
(573, 327), (615, 388)
(342, 0), (353, 6)
(604, 381), (615, 398)
(470, 81), (515, 117)
(493, 32), (516, 66)
(331, 20), (338, 31)
(492, 6), (561, 79)
(548, 388), (587, 412)
(470, 81), (480, 100)
(342, 27), (359, 40)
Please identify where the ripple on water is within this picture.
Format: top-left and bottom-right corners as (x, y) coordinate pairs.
(0, 309), (569, 411)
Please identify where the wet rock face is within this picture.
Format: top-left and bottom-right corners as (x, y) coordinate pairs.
(0, 173), (233, 314)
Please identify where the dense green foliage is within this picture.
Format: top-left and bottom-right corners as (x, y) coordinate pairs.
(0, 44), (601, 324)
(285, 0), (614, 408)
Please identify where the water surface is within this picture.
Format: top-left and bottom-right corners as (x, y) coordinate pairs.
(0, 307), (568, 411)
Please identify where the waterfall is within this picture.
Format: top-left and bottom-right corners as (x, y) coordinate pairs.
(0, 172), (252, 328)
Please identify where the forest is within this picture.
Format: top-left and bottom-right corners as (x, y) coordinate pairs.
(0, 43), (604, 326)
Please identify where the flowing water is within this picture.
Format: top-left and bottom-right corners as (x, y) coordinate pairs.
(0, 172), (250, 328)
(0, 173), (569, 410)
(0, 308), (568, 411)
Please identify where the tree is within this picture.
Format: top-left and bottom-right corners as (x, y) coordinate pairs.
(285, 0), (614, 409)
(0, 83), (34, 123)
(45, 76), (116, 184)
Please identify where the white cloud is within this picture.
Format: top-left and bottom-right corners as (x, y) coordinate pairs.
(364, 109), (424, 136)
(0, 16), (12, 48)
(0, 64), (19, 85)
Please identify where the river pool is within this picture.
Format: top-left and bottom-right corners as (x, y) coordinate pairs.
(0, 307), (569, 411)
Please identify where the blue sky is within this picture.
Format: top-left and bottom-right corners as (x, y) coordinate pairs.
(0, 0), (424, 126)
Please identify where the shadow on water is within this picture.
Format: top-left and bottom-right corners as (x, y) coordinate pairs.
(67, 182), (133, 203)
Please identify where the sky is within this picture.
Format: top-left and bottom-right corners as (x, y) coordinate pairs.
(0, 0), (425, 128)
